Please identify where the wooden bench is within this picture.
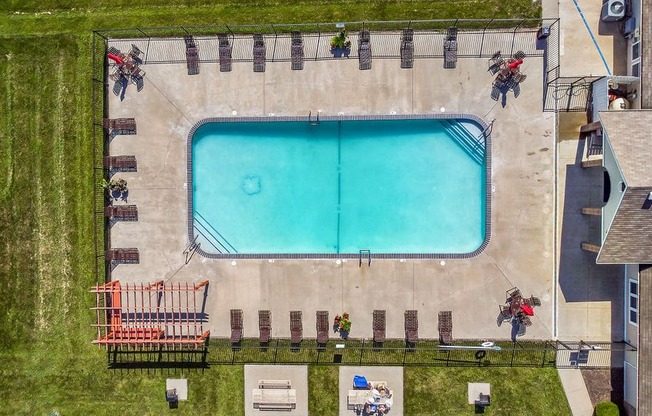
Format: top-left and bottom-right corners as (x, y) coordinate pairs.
(258, 379), (291, 389)
(252, 388), (296, 410)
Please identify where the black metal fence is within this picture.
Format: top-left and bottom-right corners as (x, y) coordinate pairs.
(104, 338), (632, 368)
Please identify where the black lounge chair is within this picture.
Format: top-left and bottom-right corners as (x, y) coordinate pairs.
(104, 205), (138, 221)
(400, 29), (414, 69)
(316, 311), (329, 345)
(404, 310), (418, 346)
(291, 32), (304, 71)
(290, 311), (302, 344)
(106, 248), (139, 264)
(438, 311), (453, 344)
(443, 27), (458, 69)
(253, 33), (266, 73)
(231, 309), (243, 344)
(259, 310), (271, 344)
(373, 310), (386, 343)
(358, 30), (372, 70)
(218, 34), (232, 72)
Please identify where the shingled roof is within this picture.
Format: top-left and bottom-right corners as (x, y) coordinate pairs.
(597, 111), (652, 263)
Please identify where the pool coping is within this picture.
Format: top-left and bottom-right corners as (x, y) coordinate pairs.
(186, 113), (492, 259)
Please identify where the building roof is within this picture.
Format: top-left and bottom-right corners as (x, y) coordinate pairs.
(598, 111), (652, 263)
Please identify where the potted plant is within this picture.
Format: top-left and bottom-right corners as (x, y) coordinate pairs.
(102, 178), (128, 199)
(330, 28), (351, 57)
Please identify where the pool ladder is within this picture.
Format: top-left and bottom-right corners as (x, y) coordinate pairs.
(308, 111), (320, 126)
(359, 249), (371, 267)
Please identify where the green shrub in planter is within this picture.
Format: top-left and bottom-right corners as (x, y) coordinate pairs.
(595, 401), (619, 416)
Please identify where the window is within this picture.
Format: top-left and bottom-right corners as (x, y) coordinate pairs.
(631, 40), (641, 78)
(629, 279), (638, 325)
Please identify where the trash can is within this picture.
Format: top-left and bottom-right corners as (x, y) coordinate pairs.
(537, 27), (551, 40)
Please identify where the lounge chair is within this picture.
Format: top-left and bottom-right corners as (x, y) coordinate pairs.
(438, 311), (453, 344)
(291, 32), (304, 71)
(259, 310), (271, 344)
(358, 30), (372, 70)
(106, 248), (139, 264)
(443, 27), (458, 69)
(230, 309), (243, 344)
(111, 78), (123, 97)
(506, 287), (521, 303)
(400, 29), (414, 69)
(104, 118), (137, 135)
(218, 34), (232, 72)
(316, 311), (329, 345)
(104, 155), (137, 173)
(373, 310), (386, 343)
(186, 46), (200, 75)
(130, 67), (145, 92)
(404, 310), (418, 345)
(290, 311), (302, 344)
(129, 44), (143, 65)
(104, 205), (138, 221)
(253, 33), (266, 73)
(512, 82), (521, 98)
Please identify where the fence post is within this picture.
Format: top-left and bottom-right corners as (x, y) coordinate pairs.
(274, 338), (279, 364)
(359, 340), (365, 365)
(542, 341), (548, 367)
(510, 343), (516, 366)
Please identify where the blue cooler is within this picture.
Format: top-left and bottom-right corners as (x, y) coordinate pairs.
(353, 375), (368, 389)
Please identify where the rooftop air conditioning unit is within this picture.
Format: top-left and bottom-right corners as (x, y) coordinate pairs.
(601, 0), (626, 22)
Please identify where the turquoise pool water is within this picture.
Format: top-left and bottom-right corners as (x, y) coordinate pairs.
(190, 117), (488, 256)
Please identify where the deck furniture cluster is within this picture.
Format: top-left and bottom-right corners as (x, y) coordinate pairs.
(498, 287), (541, 339)
(184, 35), (200, 75)
(358, 29), (372, 70)
(489, 50), (527, 101)
(253, 33), (266, 73)
(252, 379), (297, 411)
(108, 44), (146, 95)
(218, 34), (232, 72)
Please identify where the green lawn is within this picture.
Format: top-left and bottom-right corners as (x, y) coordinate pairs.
(0, 1), (554, 414)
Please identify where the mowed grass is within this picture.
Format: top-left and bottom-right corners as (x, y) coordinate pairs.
(0, 1), (550, 415)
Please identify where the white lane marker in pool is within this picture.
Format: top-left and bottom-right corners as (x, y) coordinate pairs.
(440, 107), (446, 112)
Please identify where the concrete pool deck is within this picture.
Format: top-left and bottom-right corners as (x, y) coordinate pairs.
(106, 31), (617, 343)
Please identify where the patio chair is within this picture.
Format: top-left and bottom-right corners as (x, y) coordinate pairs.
(104, 204), (138, 221)
(104, 155), (137, 173)
(506, 287), (521, 303)
(253, 33), (266, 73)
(290, 311), (303, 344)
(373, 310), (386, 343)
(316, 311), (329, 345)
(443, 27), (458, 69)
(358, 30), (372, 70)
(488, 58), (504, 75)
(400, 29), (414, 69)
(230, 309), (243, 344)
(531, 296), (541, 307)
(259, 310), (271, 344)
(218, 34), (232, 72)
(106, 248), (139, 264)
(513, 82), (521, 98)
(513, 50), (526, 60)
(129, 44), (143, 65)
(107, 46), (121, 56)
(438, 311), (453, 344)
(404, 310), (419, 344)
(521, 316), (533, 327)
(291, 32), (304, 71)
(130, 67), (145, 92)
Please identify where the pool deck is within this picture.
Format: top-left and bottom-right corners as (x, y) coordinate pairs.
(106, 30), (616, 343)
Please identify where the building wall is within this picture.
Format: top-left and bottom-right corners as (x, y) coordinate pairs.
(626, 265), (639, 346)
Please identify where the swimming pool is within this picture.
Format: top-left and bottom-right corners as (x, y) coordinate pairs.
(188, 115), (491, 258)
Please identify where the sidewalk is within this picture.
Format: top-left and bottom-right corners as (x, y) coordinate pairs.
(558, 369), (594, 416)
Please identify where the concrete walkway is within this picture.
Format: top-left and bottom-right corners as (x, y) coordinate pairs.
(558, 369), (594, 416)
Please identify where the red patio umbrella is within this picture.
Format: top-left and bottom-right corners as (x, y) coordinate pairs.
(521, 304), (534, 316)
